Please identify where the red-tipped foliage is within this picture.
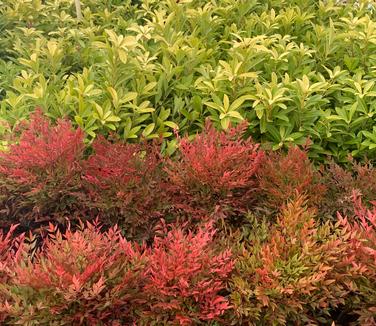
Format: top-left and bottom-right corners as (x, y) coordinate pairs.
(0, 221), (233, 325)
(321, 161), (376, 217)
(82, 137), (164, 240)
(0, 109), (84, 184)
(230, 196), (357, 325)
(0, 225), (20, 284)
(164, 121), (264, 217)
(0, 225), (24, 322)
(337, 192), (376, 324)
(0, 109), (85, 226)
(0, 221), (147, 324)
(142, 222), (234, 324)
(83, 136), (159, 190)
(257, 146), (326, 211)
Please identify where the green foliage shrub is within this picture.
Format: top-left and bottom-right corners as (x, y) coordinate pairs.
(2, 0), (376, 161)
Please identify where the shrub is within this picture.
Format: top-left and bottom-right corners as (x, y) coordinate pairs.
(0, 225), (24, 323)
(321, 161), (376, 217)
(82, 136), (165, 240)
(0, 225), (17, 282)
(230, 196), (354, 325)
(3, 0), (376, 161)
(336, 193), (376, 325)
(0, 221), (147, 325)
(0, 221), (233, 325)
(164, 121), (264, 217)
(141, 221), (234, 324)
(0, 110), (85, 228)
(257, 146), (326, 212)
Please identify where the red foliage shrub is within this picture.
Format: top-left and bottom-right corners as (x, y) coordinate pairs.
(82, 137), (165, 240)
(257, 146), (326, 211)
(336, 192), (376, 325)
(142, 221), (234, 324)
(83, 136), (159, 191)
(0, 225), (17, 280)
(0, 221), (147, 325)
(0, 109), (84, 183)
(0, 109), (85, 226)
(164, 121), (264, 217)
(0, 221), (233, 325)
(230, 196), (355, 325)
(0, 225), (24, 323)
(321, 161), (376, 217)
(230, 192), (376, 325)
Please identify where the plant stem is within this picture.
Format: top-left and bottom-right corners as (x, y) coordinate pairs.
(74, 0), (83, 20)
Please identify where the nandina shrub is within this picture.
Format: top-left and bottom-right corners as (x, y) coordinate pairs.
(0, 225), (25, 323)
(82, 136), (165, 241)
(336, 193), (376, 325)
(0, 225), (17, 281)
(0, 109), (85, 228)
(320, 161), (376, 218)
(229, 196), (354, 325)
(164, 121), (264, 218)
(0, 221), (147, 325)
(141, 221), (234, 325)
(257, 146), (326, 212)
(0, 221), (233, 325)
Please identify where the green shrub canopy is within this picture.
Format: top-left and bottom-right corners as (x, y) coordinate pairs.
(1, 0), (376, 160)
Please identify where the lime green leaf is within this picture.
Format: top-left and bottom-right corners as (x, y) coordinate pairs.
(142, 123), (155, 137)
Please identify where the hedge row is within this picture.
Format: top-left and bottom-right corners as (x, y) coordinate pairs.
(0, 110), (375, 324)
(0, 195), (375, 325)
(1, 110), (376, 235)
(2, 0), (376, 161)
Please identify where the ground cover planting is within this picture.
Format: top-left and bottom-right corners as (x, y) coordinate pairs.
(0, 111), (374, 325)
(0, 0), (376, 325)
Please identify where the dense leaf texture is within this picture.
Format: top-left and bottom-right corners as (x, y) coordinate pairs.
(1, 1), (376, 161)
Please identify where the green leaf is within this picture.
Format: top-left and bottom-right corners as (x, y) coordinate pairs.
(220, 117), (230, 129)
(164, 121), (179, 129)
(229, 95), (254, 111)
(142, 123), (155, 137)
(223, 94), (230, 112)
(227, 111), (244, 120)
(105, 115), (121, 122)
(255, 106), (264, 120)
(122, 92), (138, 103)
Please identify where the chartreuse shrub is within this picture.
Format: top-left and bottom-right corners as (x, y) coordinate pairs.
(0, 221), (234, 325)
(2, 0), (376, 161)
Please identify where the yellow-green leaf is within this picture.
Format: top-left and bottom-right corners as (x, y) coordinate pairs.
(142, 123), (155, 137)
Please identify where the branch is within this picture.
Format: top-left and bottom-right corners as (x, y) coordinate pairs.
(74, 0), (83, 21)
